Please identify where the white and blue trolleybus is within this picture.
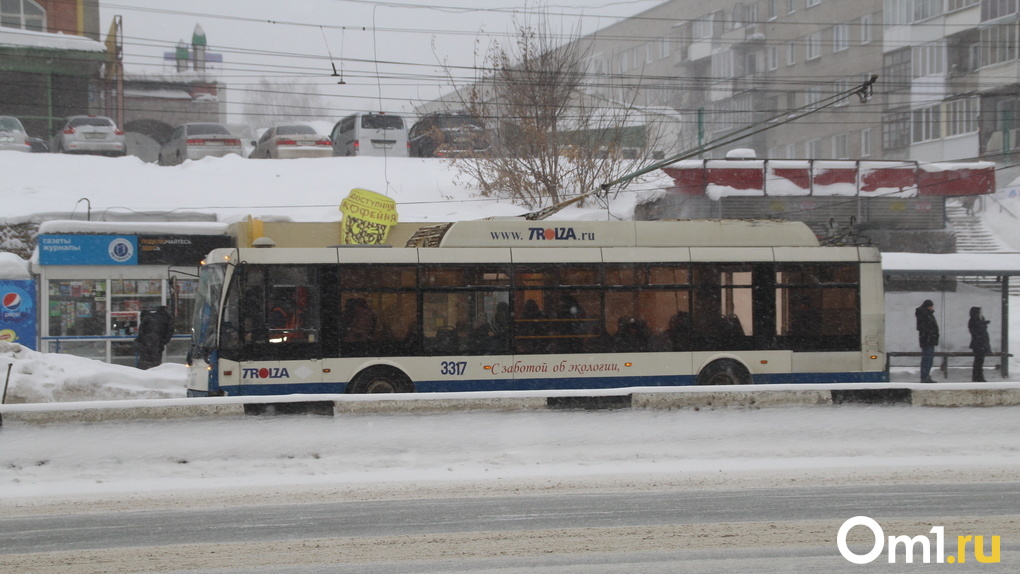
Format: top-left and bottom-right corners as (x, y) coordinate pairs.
(186, 219), (887, 396)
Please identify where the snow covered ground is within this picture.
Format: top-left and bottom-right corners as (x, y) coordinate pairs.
(1, 151), (1020, 515)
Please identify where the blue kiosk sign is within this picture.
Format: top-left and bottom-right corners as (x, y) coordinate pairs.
(37, 234), (231, 266)
(38, 235), (138, 266)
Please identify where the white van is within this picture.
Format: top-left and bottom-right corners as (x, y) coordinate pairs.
(329, 112), (409, 157)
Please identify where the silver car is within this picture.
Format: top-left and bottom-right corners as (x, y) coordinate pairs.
(0, 116), (31, 153)
(159, 123), (244, 166)
(250, 125), (332, 159)
(52, 115), (126, 156)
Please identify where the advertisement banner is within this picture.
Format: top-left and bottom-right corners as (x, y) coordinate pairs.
(38, 234), (231, 266)
(38, 235), (138, 265)
(339, 188), (398, 245)
(0, 280), (37, 350)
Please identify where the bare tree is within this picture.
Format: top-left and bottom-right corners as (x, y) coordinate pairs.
(444, 12), (661, 210)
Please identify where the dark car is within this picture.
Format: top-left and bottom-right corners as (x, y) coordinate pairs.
(27, 136), (50, 153)
(408, 111), (489, 158)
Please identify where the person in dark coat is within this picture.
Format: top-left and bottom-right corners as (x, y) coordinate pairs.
(135, 306), (175, 370)
(915, 300), (939, 383)
(968, 306), (991, 382)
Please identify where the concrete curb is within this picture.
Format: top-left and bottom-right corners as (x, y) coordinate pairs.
(333, 396), (548, 414)
(911, 388), (1020, 407)
(2, 385), (1019, 424)
(632, 390), (833, 410)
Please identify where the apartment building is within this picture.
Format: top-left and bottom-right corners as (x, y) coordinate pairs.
(571, 0), (1017, 171)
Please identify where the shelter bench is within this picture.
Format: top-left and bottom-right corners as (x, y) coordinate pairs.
(886, 351), (1012, 379)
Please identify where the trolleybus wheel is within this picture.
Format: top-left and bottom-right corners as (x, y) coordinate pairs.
(348, 366), (414, 394)
(696, 359), (751, 386)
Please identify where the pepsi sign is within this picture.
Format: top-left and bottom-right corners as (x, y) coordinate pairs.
(0, 280), (37, 349)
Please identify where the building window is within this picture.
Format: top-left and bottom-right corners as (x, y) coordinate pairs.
(806, 86), (824, 110)
(833, 78), (852, 106)
(693, 14), (716, 40)
(806, 32), (822, 60)
(883, 48), (912, 93)
(860, 15), (873, 44)
(833, 24), (849, 52)
(806, 138), (821, 158)
(915, 0), (944, 20)
(767, 46), (779, 70)
(981, 23), (1018, 67)
(886, 0), (946, 26)
(948, 0), (979, 11)
(711, 50), (734, 78)
(946, 97), (979, 136)
(786, 41), (797, 65)
(785, 142), (797, 158)
(982, 0), (1019, 21)
(788, 0), (797, 14)
(807, 0), (821, 7)
(882, 110), (911, 150)
(832, 133), (849, 158)
(913, 42), (945, 77)
(0, 0), (46, 32)
(769, 0), (778, 19)
(912, 104), (942, 143)
(861, 128), (872, 156)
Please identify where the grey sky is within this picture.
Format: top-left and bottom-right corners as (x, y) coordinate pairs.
(100, 0), (663, 118)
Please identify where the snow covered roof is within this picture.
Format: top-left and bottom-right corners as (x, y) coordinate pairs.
(882, 252), (1020, 275)
(0, 251), (31, 279)
(38, 220), (230, 236)
(124, 89), (193, 100)
(663, 159), (997, 199)
(0, 27), (105, 52)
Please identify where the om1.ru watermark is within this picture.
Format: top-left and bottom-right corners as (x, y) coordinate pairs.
(838, 516), (1001, 564)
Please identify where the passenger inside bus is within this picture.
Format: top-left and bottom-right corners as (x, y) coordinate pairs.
(612, 315), (650, 352)
(340, 298), (376, 341)
(340, 297), (377, 356)
(515, 299), (546, 354)
(267, 291), (302, 343)
(651, 310), (692, 351)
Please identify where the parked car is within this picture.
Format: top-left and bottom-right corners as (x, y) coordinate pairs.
(27, 136), (50, 153)
(51, 115), (126, 156)
(159, 123), (244, 165)
(249, 125), (332, 159)
(329, 112), (409, 157)
(409, 111), (489, 158)
(0, 116), (31, 153)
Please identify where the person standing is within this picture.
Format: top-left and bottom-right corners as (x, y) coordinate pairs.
(915, 299), (939, 384)
(135, 306), (174, 370)
(968, 306), (991, 382)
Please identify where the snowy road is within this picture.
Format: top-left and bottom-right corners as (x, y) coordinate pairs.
(1, 406), (1018, 572)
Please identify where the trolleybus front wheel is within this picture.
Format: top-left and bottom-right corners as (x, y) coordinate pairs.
(348, 366), (415, 394)
(696, 359), (751, 386)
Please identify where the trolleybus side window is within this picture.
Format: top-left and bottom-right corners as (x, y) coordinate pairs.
(512, 265), (600, 354)
(776, 264), (860, 351)
(421, 264), (510, 355)
(603, 263), (691, 353)
(339, 265), (417, 357)
(691, 264), (754, 351)
(235, 265), (321, 356)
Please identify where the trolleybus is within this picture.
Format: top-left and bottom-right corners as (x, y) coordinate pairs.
(186, 219), (886, 396)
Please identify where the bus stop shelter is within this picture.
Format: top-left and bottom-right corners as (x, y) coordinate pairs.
(882, 252), (1020, 379)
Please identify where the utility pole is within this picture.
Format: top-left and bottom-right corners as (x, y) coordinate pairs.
(104, 16), (124, 128)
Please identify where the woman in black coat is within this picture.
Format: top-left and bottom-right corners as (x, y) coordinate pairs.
(968, 306), (991, 382)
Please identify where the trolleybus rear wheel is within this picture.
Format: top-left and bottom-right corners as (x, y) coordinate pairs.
(348, 366), (414, 394)
(696, 359), (751, 386)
